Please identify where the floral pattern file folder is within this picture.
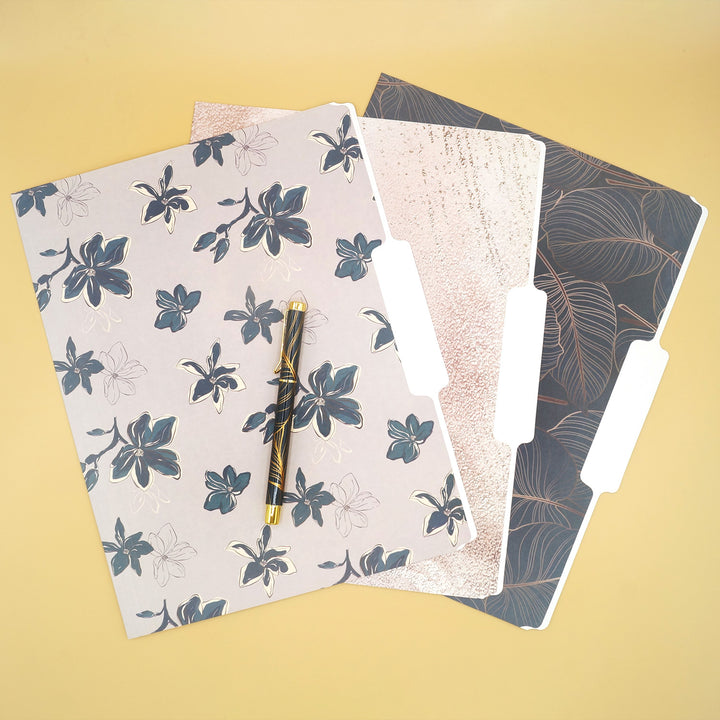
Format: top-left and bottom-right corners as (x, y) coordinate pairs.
(12, 103), (474, 638)
(190, 102), (547, 599)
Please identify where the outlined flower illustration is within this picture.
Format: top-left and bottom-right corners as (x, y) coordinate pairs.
(177, 341), (245, 413)
(334, 233), (382, 281)
(292, 361), (363, 439)
(53, 336), (104, 395)
(309, 113), (363, 182)
(15, 182), (58, 217)
(359, 308), (395, 353)
(203, 465), (251, 514)
(192, 133), (235, 166)
(55, 175), (100, 225)
(227, 525), (296, 597)
(110, 412), (181, 489)
(99, 341), (147, 405)
(411, 473), (466, 546)
(386, 414), (434, 463)
(329, 473), (379, 537)
(102, 517), (153, 577)
(234, 125), (278, 175)
(148, 523), (197, 587)
(224, 286), (283, 344)
(130, 163), (197, 233)
(282, 467), (334, 527)
(62, 232), (133, 308)
(241, 182), (312, 258)
(154, 284), (202, 332)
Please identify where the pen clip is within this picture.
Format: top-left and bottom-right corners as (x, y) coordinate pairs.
(274, 309), (287, 374)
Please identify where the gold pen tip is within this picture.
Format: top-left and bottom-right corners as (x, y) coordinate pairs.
(265, 505), (281, 525)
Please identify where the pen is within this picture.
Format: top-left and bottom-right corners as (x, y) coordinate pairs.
(265, 299), (307, 524)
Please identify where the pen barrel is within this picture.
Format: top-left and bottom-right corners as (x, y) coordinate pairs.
(266, 305), (306, 508)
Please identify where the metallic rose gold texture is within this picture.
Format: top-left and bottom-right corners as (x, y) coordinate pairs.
(191, 104), (544, 597)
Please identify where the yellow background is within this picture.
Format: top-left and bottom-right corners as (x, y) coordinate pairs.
(1, 1), (718, 718)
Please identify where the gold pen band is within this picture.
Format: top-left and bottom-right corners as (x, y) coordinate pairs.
(265, 504), (281, 525)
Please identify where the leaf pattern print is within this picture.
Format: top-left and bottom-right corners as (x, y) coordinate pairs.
(641, 188), (702, 253)
(535, 257), (616, 410)
(359, 308), (395, 353)
(154, 284), (201, 332)
(53, 336), (104, 395)
(293, 361), (363, 439)
(411, 473), (466, 546)
(335, 233), (382, 281)
(509, 429), (590, 531)
(539, 301), (563, 378)
(227, 525), (296, 597)
(102, 517), (153, 577)
(130, 163), (197, 233)
(203, 465), (251, 514)
(110, 412), (181, 489)
(309, 113), (363, 182)
(224, 286), (283, 344)
(282, 467), (334, 527)
(177, 341), (245, 413)
(241, 182), (312, 258)
(386, 414), (434, 463)
(545, 188), (682, 284)
(192, 133), (235, 166)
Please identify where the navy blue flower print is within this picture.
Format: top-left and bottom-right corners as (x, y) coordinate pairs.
(224, 286), (283, 344)
(309, 113), (363, 182)
(194, 188), (258, 263)
(203, 465), (251, 514)
(227, 525), (296, 597)
(15, 182), (58, 217)
(335, 233), (382, 281)
(192, 133), (235, 167)
(130, 163), (197, 233)
(359, 545), (413, 576)
(241, 182), (312, 258)
(176, 594), (228, 625)
(386, 414), (434, 463)
(243, 406), (276, 444)
(110, 412), (181, 489)
(138, 595), (228, 633)
(411, 473), (466, 546)
(359, 308), (395, 352)
(53, 336), (104, 395)
(102, 517), (153, 576)
(318, 545), (412, 584)
(61, 232), (132, 308)
(292, 361), (363, 439)
(282, 468), (335, 527)
(154, 284), (201, 332)
(178, 341), (244, 413)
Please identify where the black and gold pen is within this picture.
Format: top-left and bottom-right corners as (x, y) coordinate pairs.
(265, 300), (307, 524)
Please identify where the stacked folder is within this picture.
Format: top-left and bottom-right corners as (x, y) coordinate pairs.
(12, 74), (706, 637)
